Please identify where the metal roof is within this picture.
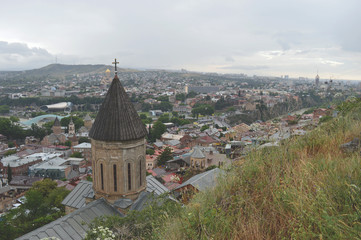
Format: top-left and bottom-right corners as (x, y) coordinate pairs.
(17, 177), (171, 240)
(62, 176), (168, 211)
(174, 168), (222, 191)
(0, 185), (14, 194)
(72, 142), (91, 149)
(113, 198), (133, 209)
(146, 175), (169, 196)
(16, 198), (123, 240)
(61, 180), (93, 209)
(89, 76), (147, 141)
(129, 191), (154, 211)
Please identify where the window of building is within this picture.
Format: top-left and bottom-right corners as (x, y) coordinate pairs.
(139, 160), (142, 187)
(113, 164), (117, 192)
(101, 163), (104, 190)
(128, 163), (131, 191)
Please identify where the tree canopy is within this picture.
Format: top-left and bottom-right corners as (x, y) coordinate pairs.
(157, 147), (173, 166)
(0, 179), (70, 240)
(149, 121), (166, 142)
(192, 104), (214, 118)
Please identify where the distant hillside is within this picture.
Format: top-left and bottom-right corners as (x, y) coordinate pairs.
(0, 64), (138, 79)
(26, 64), (110, 76)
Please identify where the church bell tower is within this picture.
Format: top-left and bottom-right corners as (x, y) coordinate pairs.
(89, 59), (148, 202)
(68, 117), (75, 135)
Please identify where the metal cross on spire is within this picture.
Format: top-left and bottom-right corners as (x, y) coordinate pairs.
(112, 58), (119, 75)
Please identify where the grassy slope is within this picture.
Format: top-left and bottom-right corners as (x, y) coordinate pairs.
(158, 101), (361, 239)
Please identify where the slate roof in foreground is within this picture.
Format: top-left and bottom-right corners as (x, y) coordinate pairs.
(146, 175), (169, 195)
(16, 198), (123, 240)
(174, 168), (222, 191)
(62, 176), (169, 211)
(89, 75), (147, 141)
(61, 180), (93, 209)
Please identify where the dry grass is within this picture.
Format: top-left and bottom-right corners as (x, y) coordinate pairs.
(157, 103), (361, 240)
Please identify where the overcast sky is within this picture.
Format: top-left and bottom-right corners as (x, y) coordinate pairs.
(0, 0), (360, 80)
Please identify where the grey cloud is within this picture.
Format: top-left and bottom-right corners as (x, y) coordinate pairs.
(0, 41), (54, 70)
(0, 1), (360, 79)
(224, 56), (235, 62)
(0, 41), (51, 57)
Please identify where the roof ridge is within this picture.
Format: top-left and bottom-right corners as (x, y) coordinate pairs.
(188, 168), (217, 185)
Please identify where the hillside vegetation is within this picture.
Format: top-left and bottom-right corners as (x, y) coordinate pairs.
(158, 100), (361, 239)
(0, 64), (138, 79)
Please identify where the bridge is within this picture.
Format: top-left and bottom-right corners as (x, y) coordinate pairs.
(20, 114), (67, 127)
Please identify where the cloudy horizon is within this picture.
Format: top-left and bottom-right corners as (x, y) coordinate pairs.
(1, 0), (360, 80)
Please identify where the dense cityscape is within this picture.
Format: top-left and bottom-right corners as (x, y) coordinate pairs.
(1, 0), (361, 239)
(0, 63), (360, 239)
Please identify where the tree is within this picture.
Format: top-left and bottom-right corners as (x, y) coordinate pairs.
(158, 113), (170, 123)
(45, 187), (71, 211)
(157, 95), (169, 102)
(172, 111), (179, 117)
(4, 149), (16, 156)
(8, 141), (15, 148)
(227, 106), (236, 112)
(141, 117), (153, 125)
(187, 91), (197, 98)
(146, 149), (155, 155)
(0, 117), (27, 140)
(78, 137), (90, 143)
(139, 113), (147, 119)
(200, 125), (209, 132)
(7, 165), (12, 183)
(43, 121), (54, 134)
(0, 178), (70, 239)
(154, 102), (172, 112)
(141, 103), (151, 112)
(64, 140), (72, 147)
(192, 104), (214, 118)
(28, 123), (47, 140)
(157, 147), (173, 166)
(215, 96), (231, 110)
(0, 105), (10, 114)
(70, 152), (83, 158)
(32, 178), (57, 197)
(9, 116), (19, 122)
(151, 121), (166, 141)
(176, 93), (186, 102)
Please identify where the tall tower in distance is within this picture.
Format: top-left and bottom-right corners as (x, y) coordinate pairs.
(315, 73), (320, 88)
(89, 61), (148, 202)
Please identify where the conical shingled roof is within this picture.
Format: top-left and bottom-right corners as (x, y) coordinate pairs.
(191, 147), (205, 159)
(89, 75), (147, 141)
(84, 114), (92, 121)
(53, 117), (61, 126)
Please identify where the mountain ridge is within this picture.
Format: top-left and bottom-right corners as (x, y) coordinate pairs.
(0, 63), (138, 78)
